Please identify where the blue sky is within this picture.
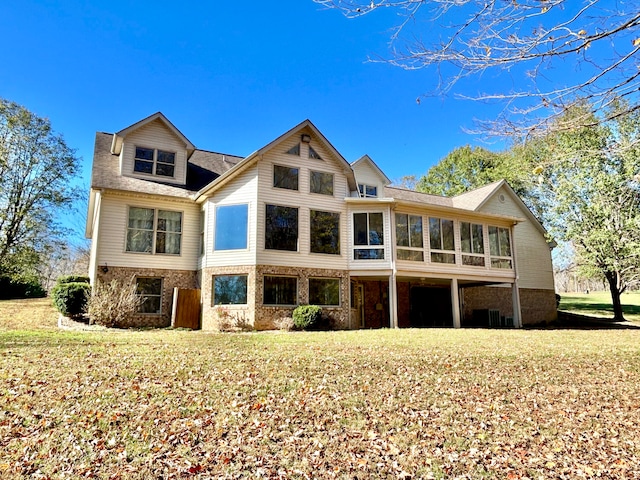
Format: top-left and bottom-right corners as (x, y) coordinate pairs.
(1, 0), (511, 192)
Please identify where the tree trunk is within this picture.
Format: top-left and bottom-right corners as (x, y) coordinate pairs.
(605, 272), (625, 322)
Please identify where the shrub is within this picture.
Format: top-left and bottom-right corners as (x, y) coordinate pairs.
(215, 306), (252, 332)
(88, 279), (143, 328)
(56, 275), (90, 285)
(292, 305), (322, 330)
(51, 282), (91, 317)
(0, 275), (46, 299)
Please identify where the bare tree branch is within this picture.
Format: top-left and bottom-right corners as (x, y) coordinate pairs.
(314, 0), (640, 137)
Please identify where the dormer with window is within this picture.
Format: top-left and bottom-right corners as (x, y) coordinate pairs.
(110, 112), (195, 186)
(351, 155), (390, 199)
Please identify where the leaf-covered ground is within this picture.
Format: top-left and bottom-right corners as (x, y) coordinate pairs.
(1, 299), (640, 478)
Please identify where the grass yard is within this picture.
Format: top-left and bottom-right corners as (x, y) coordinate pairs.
(559, 291), (640, 323)
(1, 299), (640, 478)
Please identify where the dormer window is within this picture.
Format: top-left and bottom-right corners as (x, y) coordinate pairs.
(358, 184), (377, 198)
(134, 147), (175, 178)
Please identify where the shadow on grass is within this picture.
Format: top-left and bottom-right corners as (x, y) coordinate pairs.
(529, 311), (640, 330)
(559, 301), (640, 318)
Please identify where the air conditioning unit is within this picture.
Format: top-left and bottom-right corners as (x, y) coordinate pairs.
(489, 309), (500, 327)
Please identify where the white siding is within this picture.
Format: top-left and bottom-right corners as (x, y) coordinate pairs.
(120, 119), (188, 185)
(478, 186), (555, 290)
(256, 129), (350, 270)
(352, 160), (387, 197)
(202, 166), (258, 268)
(95, 193), (200, 270)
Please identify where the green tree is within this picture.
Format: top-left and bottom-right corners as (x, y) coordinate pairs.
(415, 145), (543, 218)
(0, 99), (80, 281)
(534, 103), (640, 321)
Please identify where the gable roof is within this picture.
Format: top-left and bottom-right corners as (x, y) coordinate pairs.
(454, 180), (553, 245)
(197, 119), (358, 199)
(110, 112), (196, 156)
(351, 154), (391, 186)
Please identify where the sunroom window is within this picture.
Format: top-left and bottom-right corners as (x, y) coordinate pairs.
(429, 217), (455, 264)
(353, 212), (384, 260)
(461, 222), (485, 267)
(396, 213), (424, 261)
(489, 226), (513, 269)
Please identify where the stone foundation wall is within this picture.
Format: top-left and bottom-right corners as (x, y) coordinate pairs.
(95, 267), (197, 328)
(200, 265), (256, 331)
(254, 265), (350, 330)
(462, 286), (557, 325)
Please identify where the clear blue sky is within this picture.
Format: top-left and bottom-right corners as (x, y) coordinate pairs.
(1, 0), (506, 190)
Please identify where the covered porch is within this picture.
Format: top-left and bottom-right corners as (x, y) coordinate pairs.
(349, 274), (522, 329)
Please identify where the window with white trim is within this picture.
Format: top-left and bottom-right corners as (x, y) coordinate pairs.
(489, 226), (513, 269)
(126, 207), (182, 255)
(461, 222), (485, 266)
(353, 212), (384, 260)
(396, 213), (424, 261)
(358, 184), (377, 198)
(134, 147), (175, 177)
(429, 217), (455, 264)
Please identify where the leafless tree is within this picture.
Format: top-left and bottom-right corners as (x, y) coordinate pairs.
(313, 0), (640, 137)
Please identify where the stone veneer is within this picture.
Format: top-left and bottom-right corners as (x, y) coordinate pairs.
(95, 267), (198, 328)
(200, 265), (256, 331)
(462, 286), (557, 325)
(253, 265), (350, 331)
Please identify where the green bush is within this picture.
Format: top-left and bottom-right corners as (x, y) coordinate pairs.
(0, 275), (46, 299)
(51, 282), (91, 317)
(56, 275), (90, 285)
(292, 305), (322, 330)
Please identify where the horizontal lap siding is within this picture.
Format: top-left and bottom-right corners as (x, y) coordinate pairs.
(352, 161), (386, 195)
(203, 167), (258, 268)
(478, 187), (555, 291)
(96, 193), (200, 270)
(257, 130), (349, 270)
(121, 119), (188, 185)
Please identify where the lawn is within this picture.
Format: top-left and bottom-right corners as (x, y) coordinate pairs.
(1, 299), (640, 478)
(559, 291), (640, 323)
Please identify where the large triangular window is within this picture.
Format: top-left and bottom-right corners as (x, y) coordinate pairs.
(308, 146), (322, 160)
(286, 144), (300, 156)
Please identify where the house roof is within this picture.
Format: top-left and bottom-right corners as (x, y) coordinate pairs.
(197, 119), (358, 198)
(90, 132), (242, 196)
(110, 112), (195, 156)
(352, 154), (392, 185)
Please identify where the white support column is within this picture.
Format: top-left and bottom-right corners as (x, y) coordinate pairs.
(451, 278), (461, 328)
(389, 274), (398, 328)
(512, 279), (523, 328)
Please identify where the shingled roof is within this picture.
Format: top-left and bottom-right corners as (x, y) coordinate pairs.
(90, 132), (243, 198)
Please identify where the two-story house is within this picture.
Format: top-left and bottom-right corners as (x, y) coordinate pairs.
(85, 113), (557, 329)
